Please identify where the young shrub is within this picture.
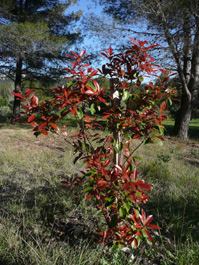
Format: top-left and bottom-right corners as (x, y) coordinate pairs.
(13, 38), (174, 250)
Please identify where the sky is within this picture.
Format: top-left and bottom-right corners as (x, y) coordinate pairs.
(65, 0), (154, 83)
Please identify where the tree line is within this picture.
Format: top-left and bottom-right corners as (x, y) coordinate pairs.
(1, 0), (199, 140)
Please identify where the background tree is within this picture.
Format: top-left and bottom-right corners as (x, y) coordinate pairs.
(0, 0), (82, 119)
(94, 0), (199, 139)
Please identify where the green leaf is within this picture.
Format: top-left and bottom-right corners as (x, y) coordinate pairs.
(87, 82), (97, 91)
(138, 76), (144, 82)
(110, 242), (118, 252)
(133, 208), (139, 218)
(118, 142), (123, 151)
(90, 103), (96, 114)
(114, 146), (119, 153)
(76, 108), (84, 119)
(118, 241), (124, 250)
(67, 81), (73, 88)
(137, 236), (141, 247)
(84, 187), (93, 192)
(105, 198), (115, 208)
(131, 240), (137, 249)
(141, 230), (152, 245)
(157, 124), (165, 135)
(155, 137), (163, 146)
(123, 202), (130, 213)
(122, 89), (129, 101)
(119, 207), (126, 217)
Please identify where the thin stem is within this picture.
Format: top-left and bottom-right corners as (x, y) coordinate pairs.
(54, 130), (73, 146)
(124, 139), (145, 164)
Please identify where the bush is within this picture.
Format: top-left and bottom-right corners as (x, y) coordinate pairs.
(13, 38), (175, 252)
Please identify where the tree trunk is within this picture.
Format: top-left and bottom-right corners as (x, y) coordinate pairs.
(13, 57), (22, 120)
(110, 79), (123, 165)
(173, 94), (192, 139)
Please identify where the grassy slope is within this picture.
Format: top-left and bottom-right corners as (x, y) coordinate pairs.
(0, 123), (199, 264)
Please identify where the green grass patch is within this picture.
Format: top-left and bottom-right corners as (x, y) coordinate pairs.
(163, 118), (199, 139)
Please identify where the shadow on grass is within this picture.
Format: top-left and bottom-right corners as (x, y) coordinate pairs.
(0, 122), (31, 130)
(0, 257), (21, 265)
(148, 187), (199, 243)
(164, 124), (199, 140)
(0, 179), (99, 247)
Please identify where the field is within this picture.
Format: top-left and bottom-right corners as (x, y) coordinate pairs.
(0, 121), (199, 264)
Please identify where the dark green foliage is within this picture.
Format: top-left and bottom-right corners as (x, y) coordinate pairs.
(0, 0), (83, 117)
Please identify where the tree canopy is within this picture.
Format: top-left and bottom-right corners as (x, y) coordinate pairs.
(0, 0), (82, 118)
(94, 0), (199, 139)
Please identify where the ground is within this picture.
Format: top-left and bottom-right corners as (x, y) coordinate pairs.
(0, 124), (199, 264)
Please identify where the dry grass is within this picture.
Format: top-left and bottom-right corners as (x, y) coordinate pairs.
(0, 125), (199, 264)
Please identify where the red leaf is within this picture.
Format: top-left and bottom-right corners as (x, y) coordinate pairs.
(72, 62), (76, 69)
(133, 168), (138, 181)
(41, 129), (48, 136)
(108, 46), (113, 55)
(104, 159), (111, 167)
(144, 229), (152, 242)
(84, 115), (91, 123)
(62, 130), (67, 136)
(156, 136), (165, 141)
(86, 193), (91, 200)
(93, 80), (100, 91)
(98, 96), (106, 103)
(163, 77), (169, 82)
(50, 123), (59, 131)
(38, 122), (47, 130)
(71, 51), (79, 58)
(147, 224), (161, 230)
(133, 238), (138, 248)
(71, 106), (76, 115)
(65, 54), (75, 60)
(129, 37), (138, 45)
(12, 93), (23, 98)
(133, 134), (140, 139)
(89, 70), (98, 78)
(97, 180), (108, 185)
(85, 124), (92, 128)
(30, 121), (38, 127)
(80, 50), (86, 58)
(144, 215), (153, 226)
(102, 114), (110, 119)
(31, 95), (38, 107)
(160, 101), (166, 112)
(28, 115), (36, 123)
(100, 52), (109, 59)
(25, 89), (34, 98)
(41, 116), (47, 120)
(82, 64), (90, 68)
(138, 183), (152, 190)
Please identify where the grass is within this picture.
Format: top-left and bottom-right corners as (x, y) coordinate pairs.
(163, 118), (199, 139)
(0, 123), (199, 264)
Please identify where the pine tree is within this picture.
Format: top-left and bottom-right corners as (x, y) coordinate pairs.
(0, 0), (82, 119)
